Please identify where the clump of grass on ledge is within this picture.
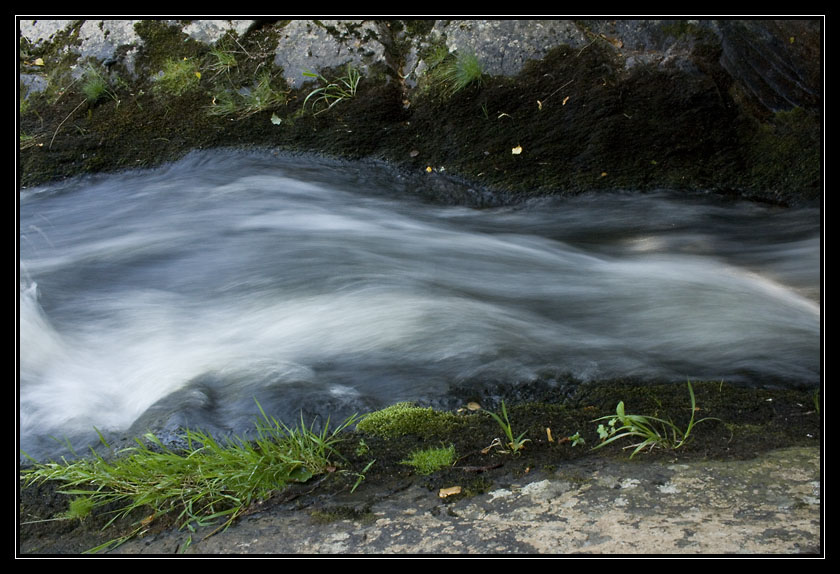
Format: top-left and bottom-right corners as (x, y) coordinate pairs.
(591, 380), (720, 458)
(20, 402), (359, 552)
(208, 70), (288, 119)
(302, 64), (361, 115)
(80, 66), (117, 104)
(153, 57), (201, 96)
(428, 49), (484, 97)
(400, 445), (456, 475)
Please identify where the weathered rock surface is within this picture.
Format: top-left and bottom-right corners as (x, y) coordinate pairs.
(104, 446), (820, 555)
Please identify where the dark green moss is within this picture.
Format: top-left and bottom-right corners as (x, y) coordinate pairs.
(356, 403), (461, 440)
(740, 107), (822, 203)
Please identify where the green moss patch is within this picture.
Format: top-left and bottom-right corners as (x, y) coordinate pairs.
(356, 402), (460, 440)
(400, 445), (456, 475)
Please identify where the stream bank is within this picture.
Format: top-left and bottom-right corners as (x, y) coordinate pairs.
(19, 19), (822, 205)
(17, 19), (823, 556)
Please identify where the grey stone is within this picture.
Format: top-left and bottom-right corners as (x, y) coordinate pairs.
(432, 19), (588, 76)
(273, 20), (384, 88)
(19, 19), (77, 45)
(182, 20), (254, 44)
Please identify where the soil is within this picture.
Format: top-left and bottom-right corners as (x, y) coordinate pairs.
(18, 380), (823, 555)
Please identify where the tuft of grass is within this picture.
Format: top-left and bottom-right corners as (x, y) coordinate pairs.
(208, 70), (287, 119)
(400, 445), (456, 475)
(429, 49), (484, 97)
(80, 66), (114, 104)
(302, 64), (361, 115)
(153, 57), (201, 96)
(20, 402), (360, 551)
(205, 45), (238, 79)
(485, 400), (530, 454)
(591, 381), (719, 458)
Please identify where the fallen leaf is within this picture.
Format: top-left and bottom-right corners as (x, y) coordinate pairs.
(546, 427), (554, 442)
(426, 166), (433, 173)
(270, 113), (282, 125)
(195, 71), (201, 79)
(537, 100), (542, 110)
(511, 145), (522, 155)
(34, 57), (44, 66)
(562, 96), (570, 106)
(600, 172), (608, 177)
(409, 149), (419, 157)
(439, 486), (462, 498)
(467, 401), (481, 411)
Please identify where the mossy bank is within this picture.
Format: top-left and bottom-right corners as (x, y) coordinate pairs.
(19, 19), (822, 205)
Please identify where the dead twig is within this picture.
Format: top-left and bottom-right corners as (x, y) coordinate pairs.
(49, 99), (86, 150)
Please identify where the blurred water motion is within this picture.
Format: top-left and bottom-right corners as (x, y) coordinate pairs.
(19, 150), (821, 459)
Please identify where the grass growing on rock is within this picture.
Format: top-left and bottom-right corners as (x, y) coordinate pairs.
(20, 405), (360, 552)
(19, 380), (821, 554)
(208, 70), (288, 119)
(426, 49), (484, 98)
(153, 57), (202, 96)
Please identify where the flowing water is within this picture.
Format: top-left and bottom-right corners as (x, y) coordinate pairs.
(19, 150), (821, 460)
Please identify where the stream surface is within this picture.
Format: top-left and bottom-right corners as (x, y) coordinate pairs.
(19, 150), (821, 460)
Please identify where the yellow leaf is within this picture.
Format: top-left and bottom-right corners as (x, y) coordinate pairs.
(33, 57), (44, 66)
(600, 172), (608, 177)
(546, 427), (554, 442)
(467, 401), (481, 411)
(195, 71), (201, 79)
(438, 486), (462, 498)
(425, 166), (433, 173)
(511, 145), (522, 155)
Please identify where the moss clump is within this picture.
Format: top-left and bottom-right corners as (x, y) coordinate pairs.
(356, 402), (459, 439)
(400, 445), (456, 475)
(62, 496), (95, 521)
